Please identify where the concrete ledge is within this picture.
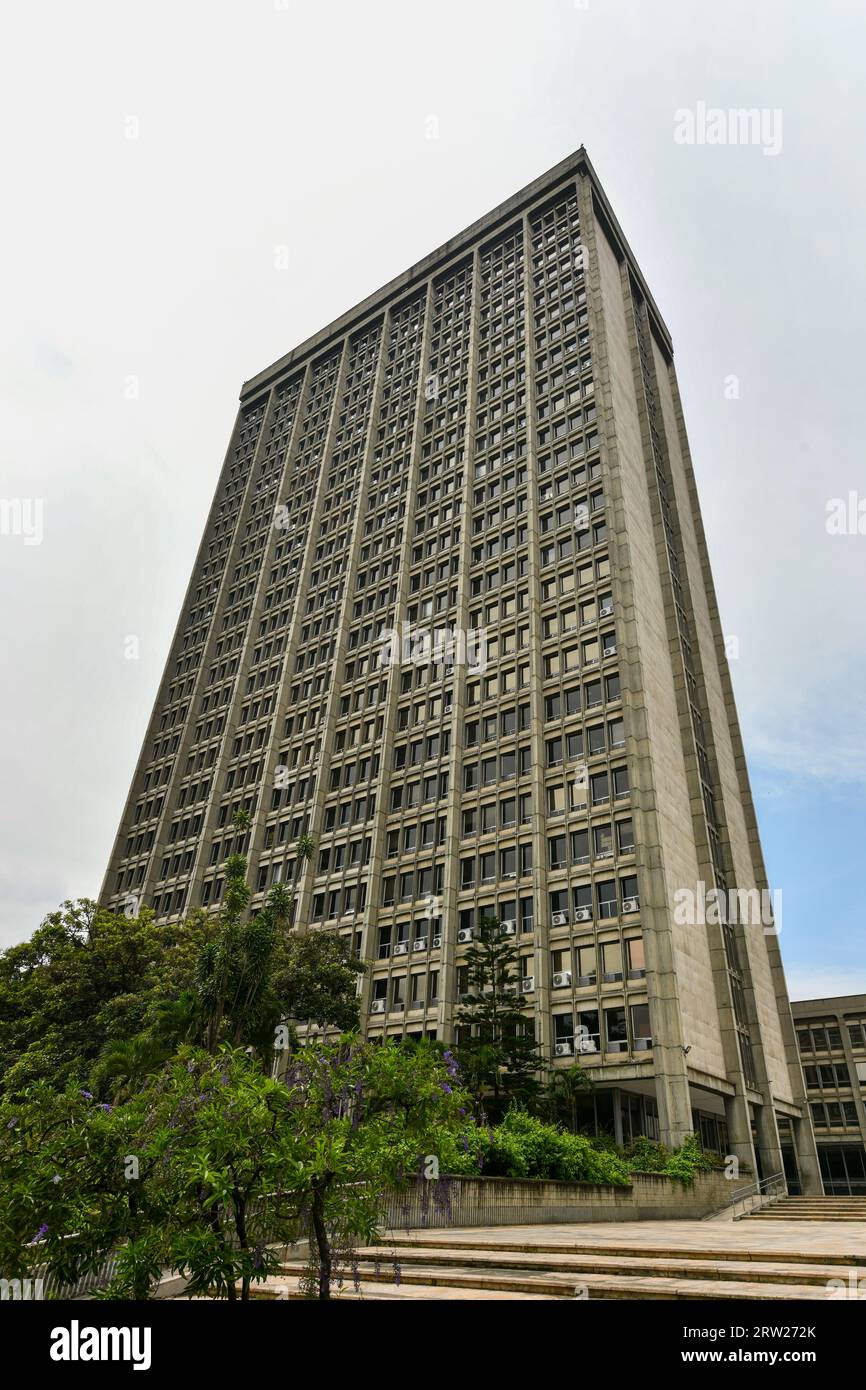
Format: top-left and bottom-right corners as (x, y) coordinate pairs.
(383, 1170), (734, 1229)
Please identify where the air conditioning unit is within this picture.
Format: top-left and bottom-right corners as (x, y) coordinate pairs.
(622, 897), (639, 913)
(555, 1041), (574, 1057)
(444, 704), (453, 714)
(500, 919), (516, 935)
(602, 971), (623, 983)
(394, 942), (409, 955)
(371, 999), (386, 1014)
(595, 849), (613, 860)
(413, 938), (427, 951)
(551, 911), (569, 927)
(432, 934), (442, 948)
(600, 603), (614, 617)
(521, 976), (535, 993)
(552, 970), (572, 988)
(503, 871), (518, 880)
(392, 1000), (404, 1011)
(575, 908), (592, 922)
(457, 928), (473, 944)
(577, 973), (596, 987)
(634, 1037), (653, 1051)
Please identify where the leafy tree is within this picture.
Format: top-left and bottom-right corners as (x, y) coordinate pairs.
(453, 916), (543, 1119)
(272, 931), (363, 1039)
(122, 1048), (303, 1299)
(543, 1062), (594, 1132)
(279, 1038), (474, 1298)
(0, 819), (362, 1102)
(0, 1042), (475, 1302)
(0, 1082), (164, 1300)
(90, 1035), (174, 1103)
(195, 821), (362, 1057)
(0, 900), (208, 1098)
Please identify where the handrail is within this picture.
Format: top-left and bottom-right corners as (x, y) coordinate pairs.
(724, 1170), (787, 1220)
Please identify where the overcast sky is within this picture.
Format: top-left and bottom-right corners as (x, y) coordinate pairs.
(1, 0), (864, 997)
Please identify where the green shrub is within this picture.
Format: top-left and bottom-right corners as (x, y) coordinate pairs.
(623, 1132), (719, 1184)
(659, 1133), (719, 1184)
(484, 1109), (630, 1186)
(434, 1124), (488, 1176)
(625, 1135), (670, 1173)
(555, 1130), (630, 1185)
(434, 1117), (720, 1189)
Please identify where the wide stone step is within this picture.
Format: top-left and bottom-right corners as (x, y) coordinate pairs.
(745, 1200), (866, 1221)
(748, 1212), (866, 1221)
(765, 1204), (866, 1211)
(354, 1243), (851, 1287)
(255, 1276), (561, 1301)
(381, 1233), (866, 1266)
(275, 1259), (856, 1301)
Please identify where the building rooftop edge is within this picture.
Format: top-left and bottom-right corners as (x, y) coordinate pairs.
(238, 145), (673, 403)
(791, 994), (866, 1012)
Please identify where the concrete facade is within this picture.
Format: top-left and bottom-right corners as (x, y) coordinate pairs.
(792, 995), (866, 1194)
(101, 147), (819, 1190)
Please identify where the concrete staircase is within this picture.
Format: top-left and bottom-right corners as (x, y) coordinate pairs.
(745, 1196), (866, 1222)
(268, 1228), (866, 1300)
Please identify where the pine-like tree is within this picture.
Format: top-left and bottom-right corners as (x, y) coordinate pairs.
(453, 915), (543, 1119)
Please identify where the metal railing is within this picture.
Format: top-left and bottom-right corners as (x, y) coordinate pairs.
(726, 1170), (787, 1220)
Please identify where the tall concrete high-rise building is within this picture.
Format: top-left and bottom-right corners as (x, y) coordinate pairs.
(102, 147), (820, 1190)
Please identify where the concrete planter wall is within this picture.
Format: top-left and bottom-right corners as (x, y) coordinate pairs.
(383, 1169), (733, 1229)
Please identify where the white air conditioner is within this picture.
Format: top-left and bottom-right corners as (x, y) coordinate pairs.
(552, 970), (572, 989)
(394, 942), (409, 956)
(457, 928), (473, 944)
(444, 704), (453, 714)
(595, 849), (613, 859)
(371, 999), (386, 1014)
(575, 908), (592, 922)
(500, 919), (516, 935)
(432, 934), (442, 948)
(622, 897), (639, 912)
(551, 911), (569, 927)
(413, 938), (427, 951)
(555, 1041), (574, 1057)
(600, 604), (614, 617)
(521, 976), (535, 993)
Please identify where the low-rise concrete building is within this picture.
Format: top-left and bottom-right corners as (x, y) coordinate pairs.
(792, 994), (866, 1194)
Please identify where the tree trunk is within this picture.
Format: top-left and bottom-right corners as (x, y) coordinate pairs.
(206, 1001), (223, 1055)
(235, 1193), (250, 1302)
(208, 1202), (235, 1299)
(310, 1178), (333, 1300)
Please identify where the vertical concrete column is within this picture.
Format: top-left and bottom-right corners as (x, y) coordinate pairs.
(438, 251), (480, 1046)
(520, 212), (553, 1067)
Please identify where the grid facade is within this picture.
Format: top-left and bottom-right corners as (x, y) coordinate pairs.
(792, 996), (866, 1194)
(101, 148), (820, 1188)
